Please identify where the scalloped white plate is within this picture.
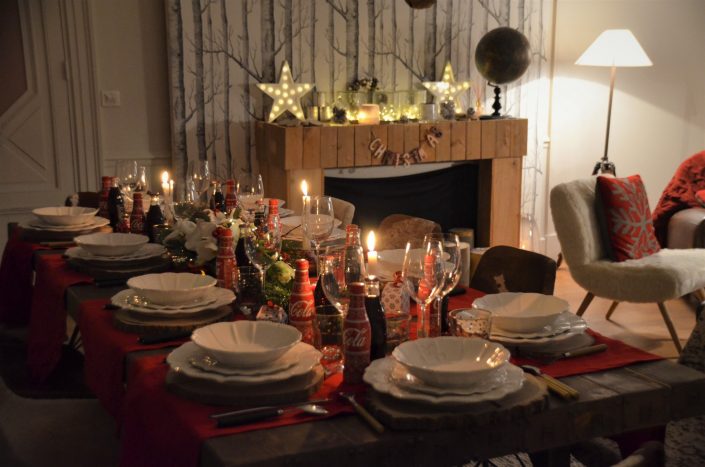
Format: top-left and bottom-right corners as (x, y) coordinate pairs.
(491, 311), (588, 339)
(111, 287), (234, 315)
(167, 341), (321, 384)
(364, 357), (525, 406)
(490, 313), (588, 344)
(65, 243), (166, 262)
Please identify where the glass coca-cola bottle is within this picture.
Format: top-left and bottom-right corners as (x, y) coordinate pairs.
(288, 259), (321, 348)
(210, 181), (226, 213)
(343, 281), (371, 384)
(107, 177), (124, 230)
(224, 179), (237, 215)
(343, 224), (366, 285)
(130, 192), (146, 235)
(364, 276), (387, 360)
(144, 194), (165, 242)
(314, 272), (343, 372)
(98, 176), (112, 219)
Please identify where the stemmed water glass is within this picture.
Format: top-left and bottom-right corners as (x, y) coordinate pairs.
(423, 232), (462, 335)
(401, 238), (446, 339)
(244, 212), (282, 288)
(302, 196), (335, 265)
(187, 160), (212, 206)
(237, 173), (264, 219)
(116, 160), (139, 201)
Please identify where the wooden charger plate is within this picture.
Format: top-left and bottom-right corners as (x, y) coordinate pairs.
(166, 364), (324, 406)
(113, 304), (233, 335)
(366, 374), (548, 431)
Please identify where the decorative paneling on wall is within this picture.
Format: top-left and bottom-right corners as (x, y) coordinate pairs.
(166, 0), (553, 249)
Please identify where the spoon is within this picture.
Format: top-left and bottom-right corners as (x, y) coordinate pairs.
(213, 402), (330, 428)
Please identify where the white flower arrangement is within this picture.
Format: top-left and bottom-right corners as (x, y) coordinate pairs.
(164, 209), (242, 265)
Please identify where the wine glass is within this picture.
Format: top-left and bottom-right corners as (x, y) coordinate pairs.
(423, 232), (462, 336)
(116, 160), (139, 201)
(237, 173), (264, 219)
(187, 160), (212, 206)
(244, 214), (281, 288)
(302, 196), (335, 264)
(401, 238), (446, 339)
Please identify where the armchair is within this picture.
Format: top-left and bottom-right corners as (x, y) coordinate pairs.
(550, 178), (705, 353)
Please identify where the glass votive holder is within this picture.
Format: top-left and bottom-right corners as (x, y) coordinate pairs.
(448, 308), (492, 339)
(235, 265), (264, 318)
(385, 312), (411, 353)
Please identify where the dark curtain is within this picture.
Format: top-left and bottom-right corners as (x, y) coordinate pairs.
(325, 163), (478, 231)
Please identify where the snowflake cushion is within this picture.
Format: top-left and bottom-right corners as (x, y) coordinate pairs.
(596, 175), (661, 262)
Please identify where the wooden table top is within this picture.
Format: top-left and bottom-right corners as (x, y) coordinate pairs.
(63, 283), (705, 467)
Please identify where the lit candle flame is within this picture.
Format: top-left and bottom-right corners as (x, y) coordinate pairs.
(366, 230), (376, 252)
(300, 180), (308, 196)
(161, 171), (169, 184)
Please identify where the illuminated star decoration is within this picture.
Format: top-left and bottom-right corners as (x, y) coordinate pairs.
(256, 61), (313, 122)
(422, 62), (472, 112)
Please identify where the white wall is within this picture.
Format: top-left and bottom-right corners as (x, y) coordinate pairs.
(90, 0), (172, 190)
(545, 0), (705, 257)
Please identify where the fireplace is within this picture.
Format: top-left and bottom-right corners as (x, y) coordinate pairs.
(255, 119), (526, 247)
(325, 163), (478, 233)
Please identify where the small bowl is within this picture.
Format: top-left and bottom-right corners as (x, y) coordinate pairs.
(75, 232), (149, 256)
(127, 272), (216, 306)
(473, 292), (568, 333)
(32, 206), (98, 226)
(392, 337), (509, 388)
(191, 321), (302, 368)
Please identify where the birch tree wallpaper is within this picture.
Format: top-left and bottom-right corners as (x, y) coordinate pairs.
(165, 0), (553, 250)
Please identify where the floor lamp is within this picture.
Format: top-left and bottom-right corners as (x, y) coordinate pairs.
(576, 29), (652, 175)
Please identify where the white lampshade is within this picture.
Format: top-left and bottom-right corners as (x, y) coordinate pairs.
(576, 29), (652, 67)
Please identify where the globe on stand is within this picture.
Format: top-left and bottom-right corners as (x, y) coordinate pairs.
(475, 27), (531, 119)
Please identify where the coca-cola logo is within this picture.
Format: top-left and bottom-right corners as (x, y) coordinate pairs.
(344, 327), (369, 348)
(289, 300), (314, 320)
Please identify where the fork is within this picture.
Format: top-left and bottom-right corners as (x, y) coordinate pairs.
(338, 392), (385, 434)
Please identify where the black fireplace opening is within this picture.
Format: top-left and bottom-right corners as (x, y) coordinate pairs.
(325, 163), (478, 232)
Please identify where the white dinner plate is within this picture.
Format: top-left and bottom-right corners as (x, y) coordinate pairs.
(21, 216), (110, 232)
(280, 215), (343, 228)
(363, 357), (525, 406)
(490, 311), (587, 339)
(167, 341), (321, 384)
(189, 349), (299, 376)
(111, 287), (234, 315)
(65, 243), (166, 262)
(508, 331), (596, 354)
(490, 313), (587, 344)
(391, 362), (510, 396)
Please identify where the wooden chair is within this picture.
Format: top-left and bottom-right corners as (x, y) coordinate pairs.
(470, 245), (557, 295)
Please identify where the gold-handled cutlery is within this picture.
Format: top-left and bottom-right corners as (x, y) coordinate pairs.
(338, 392), (385, 434)
(521, 365), (579, 400)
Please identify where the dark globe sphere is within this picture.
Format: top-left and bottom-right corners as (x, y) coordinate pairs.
(475, 27), (531, 85)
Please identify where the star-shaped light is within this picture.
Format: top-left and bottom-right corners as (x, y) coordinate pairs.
(257, 61), (313, 122)
(422, 62), (471, 112)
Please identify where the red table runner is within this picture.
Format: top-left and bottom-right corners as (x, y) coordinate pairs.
(0, 234), (48, 326)
(119, 355), (356, 467)
(27, 253), (93, 381)
(79, 298), (191, 419)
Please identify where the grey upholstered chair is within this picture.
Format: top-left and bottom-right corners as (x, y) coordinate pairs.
(330, 197), (355, 227)
(550, 178), (705, 353)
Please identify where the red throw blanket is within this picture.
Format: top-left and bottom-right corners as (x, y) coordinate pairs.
(652, 150), (705, 246)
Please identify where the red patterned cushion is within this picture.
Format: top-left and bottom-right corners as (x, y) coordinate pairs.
(596, 175), (661, 262)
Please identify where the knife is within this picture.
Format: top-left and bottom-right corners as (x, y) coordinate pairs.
(522, 344), (608, 364)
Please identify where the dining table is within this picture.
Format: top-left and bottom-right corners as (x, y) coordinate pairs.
(5, 237), (705, 467)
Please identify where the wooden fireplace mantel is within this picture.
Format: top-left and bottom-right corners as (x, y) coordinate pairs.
(255, 119), (527, 247)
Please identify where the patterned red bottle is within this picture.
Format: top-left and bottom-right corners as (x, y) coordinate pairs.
(129, 192), (146, 235)
(98, 176), (112, 219)
(224, 179), (237, 214)
(343, 282), (371, 384)
(288, 259), (320, 347)
(215, 227), (237, 290)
